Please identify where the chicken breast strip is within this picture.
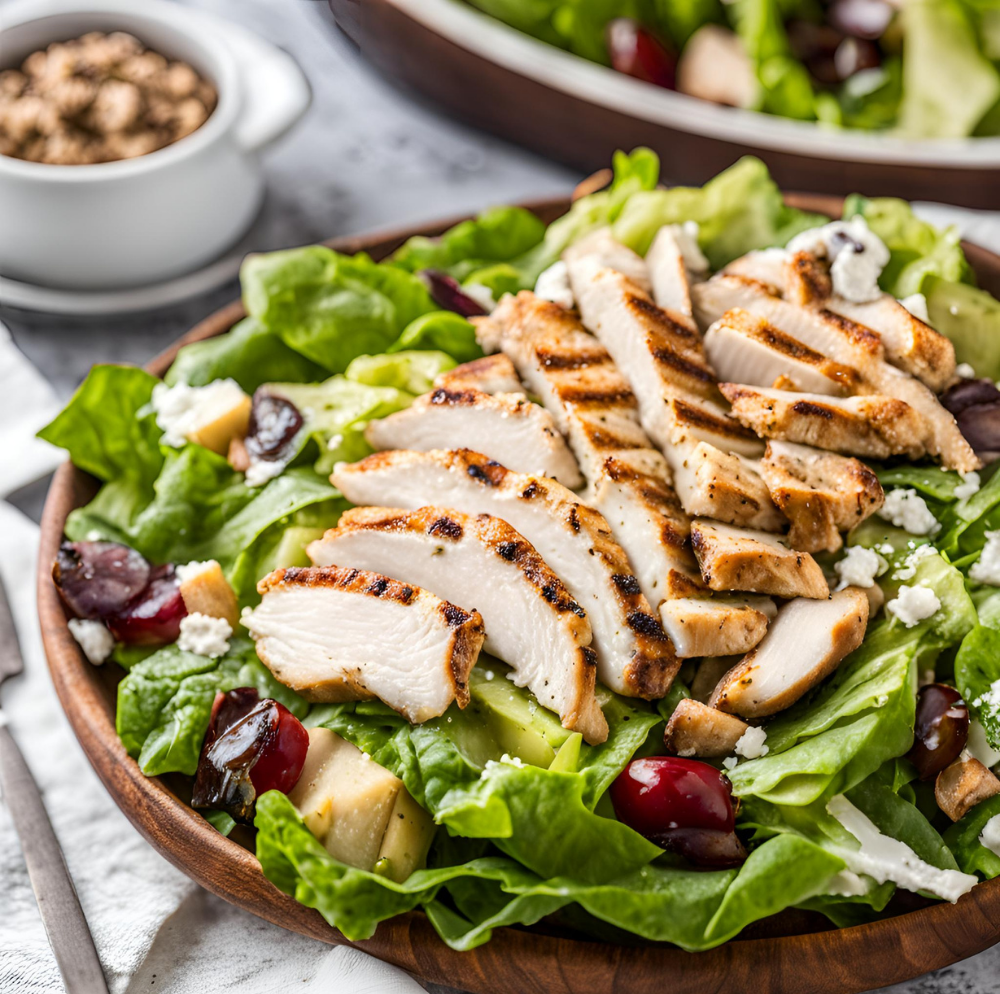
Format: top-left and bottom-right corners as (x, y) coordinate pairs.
(365, 387), (584, 489)
(719, 383), (926, 460)
(433, 354), (525, 395)
(309, 505), (608, 744)
(693, 275), (978, 471)
(244, 566), (485, 722)
(331, 448), (681, 699)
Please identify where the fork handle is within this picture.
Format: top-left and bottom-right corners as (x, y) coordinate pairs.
(0, 721), (109, 994)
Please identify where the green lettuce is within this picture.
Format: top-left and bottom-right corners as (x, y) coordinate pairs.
(387, 312), (482, 363)
(955, 626), (1000, 750)
(116, 637), (308, 776)
(944, 794), (1000, 878)
(611, 156), (827, 267)
(241, 247), (438, 371)
(925, 277), (1000, 381)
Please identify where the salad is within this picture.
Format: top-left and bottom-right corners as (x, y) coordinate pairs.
(459, 0), (1000, 137)
(41, 149), (1000, 952)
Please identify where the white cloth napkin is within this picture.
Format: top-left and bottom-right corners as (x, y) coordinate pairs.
(0, 323), (63, 499)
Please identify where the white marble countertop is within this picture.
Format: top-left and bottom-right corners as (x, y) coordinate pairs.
(2, 1), (998, 990)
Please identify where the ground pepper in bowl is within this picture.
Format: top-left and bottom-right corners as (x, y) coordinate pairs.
(0, 31), (217, 164)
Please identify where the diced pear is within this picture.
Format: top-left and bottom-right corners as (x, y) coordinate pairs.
(186, 392), (251, 455)
(178, 559), (239, 628)
(376, 786), (437, 883)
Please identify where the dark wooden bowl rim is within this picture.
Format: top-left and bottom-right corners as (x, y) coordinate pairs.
(38, 194), (1000, 994)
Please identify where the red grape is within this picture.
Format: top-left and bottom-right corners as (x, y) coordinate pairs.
(245, 392), (303, 463)
(418, 270), (487, 318)
(192, 688), (308, 822)
(908, 684), (969, 781)
(106, 564), (187, 645)
(829, 0), (894, 40)
(610, 757), (745, 867)
(53, 540), (151, 619)
(606, 19), (676, 90)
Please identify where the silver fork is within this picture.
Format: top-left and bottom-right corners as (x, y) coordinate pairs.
(0, 574), (109, 994)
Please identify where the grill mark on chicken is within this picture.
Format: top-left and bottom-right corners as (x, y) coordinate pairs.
(671, 398), (759, 442)
(626, 293), (701, 344)
(650, 345), (718, 388)
(428, 515), (464, 540)
(786, 251), (833, 305)
(791, 400), (835, 419)
(612, 573), (642, 596)
(627, 611), (669, 639)
(536, 348), (613, 370)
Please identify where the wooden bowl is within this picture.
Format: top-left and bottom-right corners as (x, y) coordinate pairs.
(327, 0), (1000, 210)
(38, 195), (1000, 994)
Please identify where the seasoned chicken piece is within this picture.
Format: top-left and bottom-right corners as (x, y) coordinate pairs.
(330, 449), (680, 699)
(663, 698), (750, 758)
(704, 308), (861, 396)
(475, 293), (697, 601)
(824, 295), (956, 394)
(563, 227), (652, 294)
(646, 225), (700, 325)
(671, 441), (785, 531)
(694, 275), (978, 471)
(709, 588), (869, 717)
(758, 440), (884, 553)
(720, 383), (926, 460)
(244, 566), (485, 722)
(690, 656), (740, 703)
(660, 594), (772, 658)
(723, 249), (787, 291)
(365, 387), (583, 489)
(690, 519), (830, 598)
(433, 354), (524, 395)
(935, 753), (1000, 822)
(729, 248), (957, 391)
(568, 255), (719, 403)
(308, 506), (607, 743)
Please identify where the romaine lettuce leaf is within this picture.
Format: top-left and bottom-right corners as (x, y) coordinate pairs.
(387, 312), (482, 363)
(944, 794), (1000, 878)
(611, 156), (827, 267)
(241, 247), (438, 371)
(955, 626), (1000, 750)
(925, 276), (1000, 381)
(37, 365), (163, 489)
(164, 317), (326, 392)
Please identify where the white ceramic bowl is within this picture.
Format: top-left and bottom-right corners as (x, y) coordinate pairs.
(0, 0), (311, 290)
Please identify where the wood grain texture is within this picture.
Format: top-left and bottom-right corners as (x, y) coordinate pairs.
(39, 197), (1000, 994)
(327, 0), (1000, 210)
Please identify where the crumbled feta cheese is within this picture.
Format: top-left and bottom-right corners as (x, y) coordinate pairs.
(175, 559), (218, 584)
(177, 611), (232, 658)
(150, 378), (247, 449)
(722, 756), (738, 771)
(970, 530), (1000, 586)
(892, 542), (937, 581)
(463, 282), (497, 313)
(972, 680), (1000, 733)
(979, 814), (1000, 858)
(967, 719), (1000, 769)
(834, 546), (887, 590)
(955, 362), (977, 379)
(85, 529), (104, 542)
(886, 584), (941, 628)
(878, 488), (939, 536)
(827, 795), (978, 902)
(67, 618), (115, 665)
(485, 670), (495, 681)
(899, 293), (930, 323)
(954, 471), (982, 501)
(666, 221), (709, 274)
(244, 454), (289, 488)
(787, 217), (890, 304)
(734, 726), (769, 759)
(534, 260), (574, 309)
(876, 543), (894, 556)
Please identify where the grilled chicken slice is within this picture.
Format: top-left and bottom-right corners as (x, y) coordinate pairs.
(758, 441), (884, 553)
(308, 506), (607, 743)
(365, 387), (584, 489)
(646, 225), (701, 325)
(663, 699), (751, 758)
(709, 588), (869, 717)
(660, 594), (772, 658)
(690, 519), (830, 598)
(563, 227), (652, 294)
(728, 249), (957, 391)
(671, 441), (785, 531)
(935, 753), (1000, 822)
(244, 566), (485, 722)
(330, 449), (680, 699)
(720, 383), (925, 460)
(694, 275), (978, 471)
(434, 354), (524, 395)
(474, 292), (697, 600)
(690, 656), (741, 703)
(704, 308), (861, 396)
